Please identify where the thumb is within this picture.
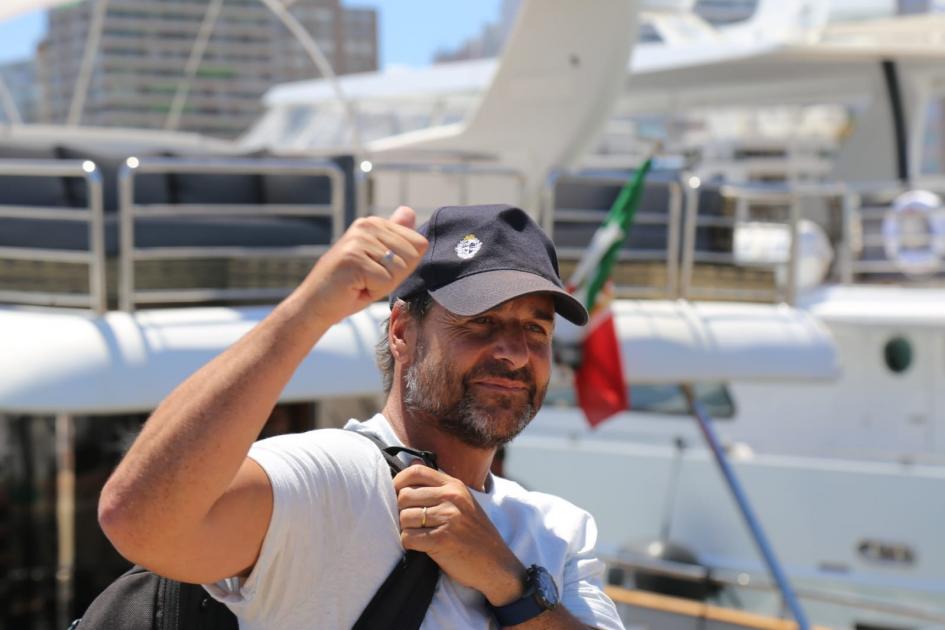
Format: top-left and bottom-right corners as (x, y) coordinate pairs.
(390, 205), (416, 230)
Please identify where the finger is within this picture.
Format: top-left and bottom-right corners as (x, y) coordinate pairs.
(354, 218), (426, 264)
(389, 205), (416, 230)
(388, 221), (429, 253)
(396, 485), (446, 510)
(371, 231), (420, 270)
(364, 244), (408, 276)
(347, 233), (410, 280)
(357, 253), (399, 299)
(393, 465), (451, 492)
(399, 505), (438, 530)
(401, 528), (437, 553)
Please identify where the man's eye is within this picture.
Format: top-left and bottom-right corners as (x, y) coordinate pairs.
(527, 324), (549, 335)
(472, 317), (492, 325)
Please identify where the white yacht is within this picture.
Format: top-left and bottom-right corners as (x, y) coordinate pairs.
(2, 1), (945, 629)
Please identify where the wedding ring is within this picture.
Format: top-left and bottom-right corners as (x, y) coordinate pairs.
(381, 249), (396, 266)
(421, 506), (428, 528)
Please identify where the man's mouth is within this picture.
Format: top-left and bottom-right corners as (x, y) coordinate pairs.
(470, 378), (530, 392)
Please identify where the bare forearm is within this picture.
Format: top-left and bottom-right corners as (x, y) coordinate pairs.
(99, 208), (427, 571)
(99, 286), (327, 547)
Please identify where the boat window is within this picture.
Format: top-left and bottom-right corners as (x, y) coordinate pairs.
(883, 336), (913, 374)
(543, 383), (735, 419)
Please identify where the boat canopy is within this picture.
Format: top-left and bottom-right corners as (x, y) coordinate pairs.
(0, 303), (387, 415)
(1, 299), (838, 415)
(799, 285), (945, 328)
(608, 299), (839, 384)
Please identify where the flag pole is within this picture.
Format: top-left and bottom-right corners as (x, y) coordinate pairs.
(681, 385), (811, 630)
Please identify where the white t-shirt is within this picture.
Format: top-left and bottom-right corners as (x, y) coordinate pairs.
(206, 414), (624, 630)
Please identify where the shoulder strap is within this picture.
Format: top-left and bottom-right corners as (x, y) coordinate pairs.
(353, 430), (439, 473)
(346, 428), (442, 630)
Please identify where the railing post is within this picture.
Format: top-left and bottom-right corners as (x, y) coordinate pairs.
(328, 168), (345, 242)
(118, 158), (138, 312)
(840, 190), (857, 285)
(355, 157), (371, 219)
(680, 174), (701, 301)
(541, 171), (559, 239)
(458, 165), (470, 205)
(83, 161), (107, 314)
(398, 169), (409, 210)
(666, 182), (683, 298)
(786, 194), (801, 305)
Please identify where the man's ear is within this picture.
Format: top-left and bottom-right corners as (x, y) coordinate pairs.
(388, 302), (415, 364)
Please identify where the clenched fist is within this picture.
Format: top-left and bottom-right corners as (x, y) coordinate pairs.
(303, 205), (428, 326)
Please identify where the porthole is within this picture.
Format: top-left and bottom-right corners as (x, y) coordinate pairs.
(883, 336), (912, 374)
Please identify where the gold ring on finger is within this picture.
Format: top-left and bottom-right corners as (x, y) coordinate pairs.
(421, 506), (427, 528)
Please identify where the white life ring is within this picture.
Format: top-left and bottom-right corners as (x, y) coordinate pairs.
(881, 190), (945, 275)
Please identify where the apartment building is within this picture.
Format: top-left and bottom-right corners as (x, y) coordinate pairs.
(36, 0), (377, 138)
(0, 59), (41, 124)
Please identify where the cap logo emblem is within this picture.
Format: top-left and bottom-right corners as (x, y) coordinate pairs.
(455, 233), (482, 260)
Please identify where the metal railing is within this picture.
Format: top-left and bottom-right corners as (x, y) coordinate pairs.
(5, 152), (945, 314)
(360, 160), (528, 219)
(542, 170), (945, 306)
(118, 156), (344, 311)
(680, 179), (849, 305)
(0, 159), (106, 313)
(840, 180), (945, 279)
(542, 171), (684, 299)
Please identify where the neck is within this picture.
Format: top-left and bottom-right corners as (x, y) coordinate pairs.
(381, 392), (494, 492)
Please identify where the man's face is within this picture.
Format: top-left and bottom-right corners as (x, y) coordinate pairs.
(402, 293), (554, 449)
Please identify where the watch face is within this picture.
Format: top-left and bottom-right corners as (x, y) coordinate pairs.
(532, 567), (559, 609)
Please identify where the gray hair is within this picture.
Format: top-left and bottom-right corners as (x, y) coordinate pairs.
(375, 293), (434, 393)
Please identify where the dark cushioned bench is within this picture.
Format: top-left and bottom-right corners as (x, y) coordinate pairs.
(550, 170), (727, 253)
(0, 215), (332, 256)
(0, 148), (346, 253)
(0, 147), (352, 304)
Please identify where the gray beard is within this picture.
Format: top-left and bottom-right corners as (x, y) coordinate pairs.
(402, 351), (538, 449)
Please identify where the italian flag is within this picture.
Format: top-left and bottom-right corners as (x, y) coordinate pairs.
(568, 158), (651, 426)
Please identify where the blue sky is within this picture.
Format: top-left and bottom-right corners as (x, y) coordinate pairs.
(0, 1), (503, 67)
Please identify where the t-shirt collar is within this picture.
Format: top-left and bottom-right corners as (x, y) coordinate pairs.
(344, 413), (494, 494)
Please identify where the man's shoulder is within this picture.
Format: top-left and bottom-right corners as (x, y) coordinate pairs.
(250, 426), (386, 471)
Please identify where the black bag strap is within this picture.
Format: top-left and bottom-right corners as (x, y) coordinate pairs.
(347, 429), (442, 630)
(353, 430), (439, 473)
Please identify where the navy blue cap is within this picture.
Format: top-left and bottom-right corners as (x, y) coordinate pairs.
(390, 204), (588, 325)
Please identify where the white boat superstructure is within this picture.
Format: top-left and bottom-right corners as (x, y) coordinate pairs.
(248, 2), (945, 185)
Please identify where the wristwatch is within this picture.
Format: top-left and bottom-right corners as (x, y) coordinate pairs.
(490, 565), (559, 626)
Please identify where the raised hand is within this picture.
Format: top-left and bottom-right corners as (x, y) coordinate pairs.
(394, 464), (527, 607)
(304, 205), (428, 325)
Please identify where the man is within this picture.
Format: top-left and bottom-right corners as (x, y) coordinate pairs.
(98, 203), (624, 629)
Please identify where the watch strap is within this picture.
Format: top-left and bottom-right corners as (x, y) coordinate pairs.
(490, 565), (556, 627)
(491, 591), (545, 627)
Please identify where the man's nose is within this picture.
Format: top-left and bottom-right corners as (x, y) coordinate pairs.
(491, 327), (529, 369)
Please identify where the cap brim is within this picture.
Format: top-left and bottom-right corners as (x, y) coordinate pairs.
(428, 270), (588, 325)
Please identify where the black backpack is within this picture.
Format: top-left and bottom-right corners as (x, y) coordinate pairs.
(72, 432), (441, 629)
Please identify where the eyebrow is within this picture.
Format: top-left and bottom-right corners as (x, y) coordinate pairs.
(531, 308), (555, 322)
